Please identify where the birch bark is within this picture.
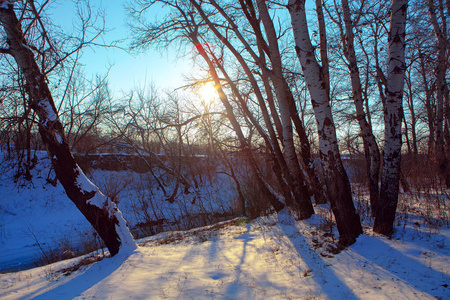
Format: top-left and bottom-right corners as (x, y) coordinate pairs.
(0, 1), (137, 256)
(288, 0), (362, 245)
(257, 0), (314, 218)
(373, 0), (408, 235)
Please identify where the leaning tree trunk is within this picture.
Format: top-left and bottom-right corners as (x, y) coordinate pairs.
(208, 0), (317, 214)
(256, 0), (314, 218)
(192, 35), (285, 212)
(0, 2), (137, 256)
(341, 0), (381, 215)
(190, 0), (295, 209)
(288, 0), (362, 246)
(373, 0), (408, 235)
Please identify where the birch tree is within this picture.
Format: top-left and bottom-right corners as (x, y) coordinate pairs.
(191, 0), (323, 214)
(0, 0), (137, 256)
(187, 0), (296, 210)
(288, 0), (362, 245)
(254, 0), (315, 216)
(373, 0), (408, 235)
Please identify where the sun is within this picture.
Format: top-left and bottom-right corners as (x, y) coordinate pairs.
(199, 82), (218, 104)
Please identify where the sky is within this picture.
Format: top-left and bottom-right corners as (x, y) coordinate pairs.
(48, 0), (193, 96)
(44, 0), (321, 99)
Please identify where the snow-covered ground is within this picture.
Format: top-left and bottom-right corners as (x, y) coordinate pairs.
(1, 211), (449, 299)
(1, 152), (449, 299)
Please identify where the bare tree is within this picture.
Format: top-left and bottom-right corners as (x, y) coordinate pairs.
(191, 31), (285, 212)
(129, 0), (329, 214)
(255, 0), (316, 216)
(426, 0), (450, 187)
(0, 0), (137, 256)
(187, 0), (296, 210)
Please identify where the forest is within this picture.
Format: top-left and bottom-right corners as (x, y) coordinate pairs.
(0, 0), (449, 299)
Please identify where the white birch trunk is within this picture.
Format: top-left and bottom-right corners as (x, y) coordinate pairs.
(373, 0), (408, 235)
(257, 0), (314, 219)
(288, 0), (362, 245)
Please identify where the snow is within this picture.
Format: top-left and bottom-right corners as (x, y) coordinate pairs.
(75, 167), (98, 194)
(36, 100), (57, 125)
(0, 151), (237, 271)
(1, 213), (448, 299)
(53, 132), (63, 144)
(113, 208), (138, 255)
(0, 1), (11, 10)
(0, 151), (449, 299)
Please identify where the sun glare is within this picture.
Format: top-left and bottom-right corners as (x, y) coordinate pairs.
(199, 82), (217, 104)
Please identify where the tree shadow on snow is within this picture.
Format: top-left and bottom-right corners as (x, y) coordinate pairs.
(224, 225), (253, 298)
(352, 234), (450, 298)
(277, 212), (359, 299)
(393, 225), (449, 257)
(206, 223), (291, 297)
(30, 254), (129, 299)
(206, 224), (255, 298)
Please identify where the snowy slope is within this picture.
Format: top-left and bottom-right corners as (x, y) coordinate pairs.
(0, 151), (236, 271)
(0, 211), (449, 299)
(0, 152), (90, 271)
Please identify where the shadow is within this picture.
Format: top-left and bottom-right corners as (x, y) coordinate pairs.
(205, 223), (290, 298)
(395, 211), (450, 230)
(204, 224), (254, 299)
(220, 224), (252, 298)
(276, 212), (359, 300)
(392, 225), (449, 257)
(29, 254), (131, 300)
(353, 234), (450, 298)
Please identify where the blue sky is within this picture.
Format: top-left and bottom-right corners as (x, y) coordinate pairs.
(45, 0), (318, 97)
(48, 0), (192, 95)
